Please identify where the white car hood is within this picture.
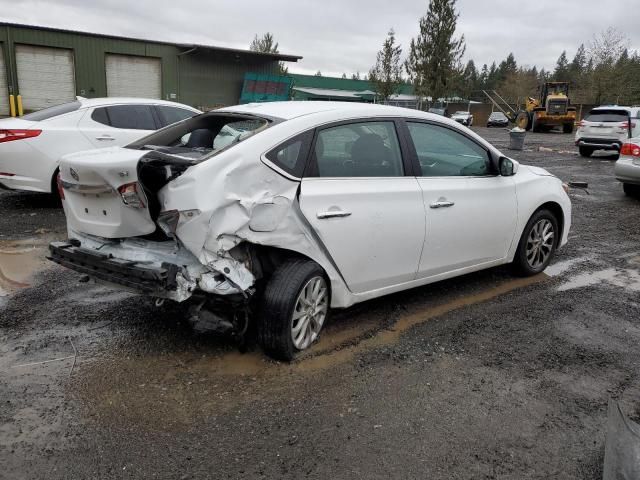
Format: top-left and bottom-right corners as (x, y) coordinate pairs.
(520, 165), (554, 177)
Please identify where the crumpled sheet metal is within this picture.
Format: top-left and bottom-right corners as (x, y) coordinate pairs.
(603, 399), (640, 480)
(160, 146), (350, 307)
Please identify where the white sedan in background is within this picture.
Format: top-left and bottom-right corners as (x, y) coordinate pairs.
(451, 111), (474, 126)
(50, 101), (571, 360)
(0, 97), (200, 195)
(614, 140), (640, 196)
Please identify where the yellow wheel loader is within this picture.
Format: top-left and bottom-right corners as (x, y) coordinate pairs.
(514, 82), (577, 133)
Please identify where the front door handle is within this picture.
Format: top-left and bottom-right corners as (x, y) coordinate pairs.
(95, 135), (115, 141)
(430, 200), (455, 209)
(317, 210), (352, 219)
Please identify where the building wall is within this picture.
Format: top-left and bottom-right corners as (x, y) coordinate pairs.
(0, 24), (284, 111)
(178, 49), (277, 110)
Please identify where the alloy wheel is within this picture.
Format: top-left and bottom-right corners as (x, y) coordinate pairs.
(526, 219), (555, 269)
(291, 276), (328, 350)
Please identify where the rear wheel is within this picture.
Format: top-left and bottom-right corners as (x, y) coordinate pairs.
(579, 146), (594, 157)
(258, 259), (330, 361)
(513, 209), (559, 276)
(563, 123), (574, 134)
(623, 183), (640, 197)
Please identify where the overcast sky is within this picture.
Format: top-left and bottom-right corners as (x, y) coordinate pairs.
(2, 0), (638, 77)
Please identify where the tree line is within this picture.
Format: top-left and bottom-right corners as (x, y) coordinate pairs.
(251, 0), (639, 106)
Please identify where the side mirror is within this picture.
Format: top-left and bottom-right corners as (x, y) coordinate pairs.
(499, 156), (519, 176)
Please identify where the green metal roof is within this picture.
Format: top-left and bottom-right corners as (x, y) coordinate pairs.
(290, 73), (414, 95)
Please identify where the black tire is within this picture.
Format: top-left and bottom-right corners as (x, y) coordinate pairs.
(623, 183), (640, 197)
(512, 209), (559, 276)
(258, 259), (330, 361)
(579, 146), (593, 158)
(563, 123), (574, 134)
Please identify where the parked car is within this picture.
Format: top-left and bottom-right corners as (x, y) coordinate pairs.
(487, 111), (510, 128)
(0, 97), (200, 195)
(614, 140), (640, 197)
(49, 101), (571, 360)
(451, 111), (474, 126)
(428, 107), (449, 117)
(575, 106), (640, 158)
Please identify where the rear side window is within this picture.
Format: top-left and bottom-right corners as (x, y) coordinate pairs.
(22, 101), (81, 121)
(106, 105), (157, 130)
(265, 131), (313, 178)
(585, 110), (629, 123)
(313, 121), (404, 177)
(156, 106), (196, 127)
(91, 107), (110, 126)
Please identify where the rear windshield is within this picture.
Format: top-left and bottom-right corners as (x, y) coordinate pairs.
(126, 112), (271, 162)
(585, 110), (629, 123)
(22, 101), (81, 121)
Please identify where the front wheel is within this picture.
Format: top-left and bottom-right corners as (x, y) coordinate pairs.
(258, 259), (330, 361)
(563, 123), (574, 134)
(512, 210), (559, 276)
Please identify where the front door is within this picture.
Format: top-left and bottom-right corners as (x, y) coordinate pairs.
(404, 121), (517, 278)
(299, 120), (426, 294)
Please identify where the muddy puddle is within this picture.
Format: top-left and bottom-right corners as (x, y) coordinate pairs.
(77, 273), (548, 430)
(0, 238), (52, 303)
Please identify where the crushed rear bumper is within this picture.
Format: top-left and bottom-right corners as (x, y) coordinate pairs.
(48, 241), (181, 293)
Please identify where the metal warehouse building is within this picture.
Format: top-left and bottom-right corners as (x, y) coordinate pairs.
(0, 23), (302, 114)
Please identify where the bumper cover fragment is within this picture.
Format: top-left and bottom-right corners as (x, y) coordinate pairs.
(48, 241), (180, 292)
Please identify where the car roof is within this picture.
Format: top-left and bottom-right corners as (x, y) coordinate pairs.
(77, 97), (200, 111)
(591, 106), (631, 113)
(218, 101), (426, 121)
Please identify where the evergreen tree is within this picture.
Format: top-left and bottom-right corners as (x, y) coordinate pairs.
(553, 51), (569, 80)
(250, 33), (288, 75)
(369, 29), (404, 102)
(405, 0), (465, 102)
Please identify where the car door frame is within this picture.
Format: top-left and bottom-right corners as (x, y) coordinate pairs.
(297, 116), (428, 294)
(397, 116), (518, 278)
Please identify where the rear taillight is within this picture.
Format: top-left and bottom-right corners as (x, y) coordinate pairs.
(621, 143), (640, 157)
(118, 182), (146, 208)
(619, 122), (636, 130)
(0, 172), (15, 176)
(0, 129), (42, 143)
(578, 120), (585, 128)
(56, 172), (65, 200)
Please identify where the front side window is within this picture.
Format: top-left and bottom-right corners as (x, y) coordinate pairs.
(107, 105), (157, 130)
(407, 122), (490, 177)
(313, 121), (404, 177)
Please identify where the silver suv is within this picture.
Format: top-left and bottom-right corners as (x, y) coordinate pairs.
(575, 106), (640, 157)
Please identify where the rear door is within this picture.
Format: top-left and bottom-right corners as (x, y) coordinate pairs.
(298, 119), (426, 294)
(79, 104), (159, 148)
(405, 120), (517, 278)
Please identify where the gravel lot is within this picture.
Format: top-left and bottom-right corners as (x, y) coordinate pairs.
(1, 128), (639, 479)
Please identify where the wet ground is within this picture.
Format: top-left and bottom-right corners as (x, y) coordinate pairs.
(1, 128), (639, 479)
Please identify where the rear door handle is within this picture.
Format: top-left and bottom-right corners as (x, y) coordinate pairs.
(430, 200), (455, 209)
(95, 135), (115, 141)
(317, 210), (352, 219)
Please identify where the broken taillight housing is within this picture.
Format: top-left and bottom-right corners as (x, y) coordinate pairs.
(118, 182), (147, 208)
(157, 209), (200, 236)
(56, 172), (65, 200)
(0, 129), (42, 143)
(621, 143), (640, 157)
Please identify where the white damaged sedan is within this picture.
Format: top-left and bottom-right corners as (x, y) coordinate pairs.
(50, 102), (571, 360)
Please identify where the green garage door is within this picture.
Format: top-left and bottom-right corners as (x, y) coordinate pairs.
(105, 54), (161, 99)
(16, 45), (76, 112)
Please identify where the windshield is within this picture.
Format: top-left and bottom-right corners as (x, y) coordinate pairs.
(22, 101), (82, 121)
